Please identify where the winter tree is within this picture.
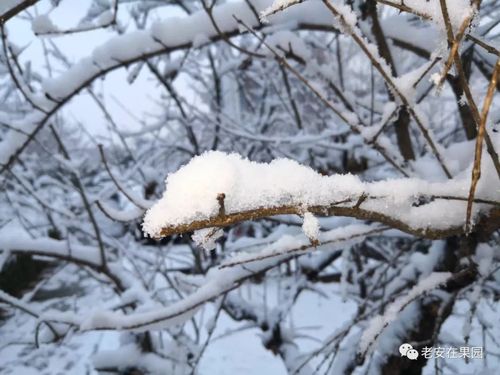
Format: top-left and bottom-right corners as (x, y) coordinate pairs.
(0, 0), (499, 374)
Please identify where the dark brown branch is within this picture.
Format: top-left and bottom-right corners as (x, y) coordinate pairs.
(0, 0), (40, 25)
(375, 0), (432, 20)
(466, 34), (500, 56)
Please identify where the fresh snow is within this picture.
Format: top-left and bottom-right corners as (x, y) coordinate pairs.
(1, 0), (500, 373)
(0, 229), (102, 267)
(302, 212), (320, 242)
(53, 223), (378, 332)
(260, 0), (303, 21)
(192, 228), (224, 251)
(32, 14), (58, 34)
(381, 0), (473, 34)
(143, 149), (499, 238)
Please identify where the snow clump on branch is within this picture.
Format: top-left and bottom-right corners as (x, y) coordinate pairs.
(142, 149), (499, 239)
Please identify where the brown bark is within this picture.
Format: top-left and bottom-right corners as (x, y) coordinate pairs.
(365, 0), (415, 161)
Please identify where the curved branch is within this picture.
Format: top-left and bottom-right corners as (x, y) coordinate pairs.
(155, 197), (500, 240)
(48, 224), (381, 332)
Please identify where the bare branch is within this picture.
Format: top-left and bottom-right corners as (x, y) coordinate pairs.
(466, 58), (500, 232)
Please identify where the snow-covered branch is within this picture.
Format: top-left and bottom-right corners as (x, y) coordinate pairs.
(0, 231), (103, 268)
(44, 223), (381, 332)
(2, 0), (500, 372)
(0, 0), (339, 173)
(143, 151), (500, 240)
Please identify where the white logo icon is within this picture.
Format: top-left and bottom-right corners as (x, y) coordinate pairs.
(399, 343), (419, 360)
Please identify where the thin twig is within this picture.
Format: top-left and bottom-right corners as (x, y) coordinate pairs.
(321, 0), (452, 178)
(466, 34), (500, 56)
(98, 144), (149, 210)
(50, 125), (108, 270)
(437, 0), (500, 178)
(465, 58), (500, 232)
(435, 0), (479, 91)
(234, 16), (409, 177)
(375, 0), (432, 20)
